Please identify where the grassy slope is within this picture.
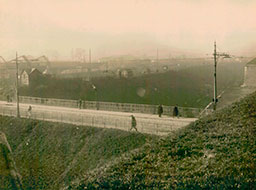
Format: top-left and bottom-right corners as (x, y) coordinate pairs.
(19, 62), (245, 108)
(0, 117), (156, 189)
(77, 91), (256, 189)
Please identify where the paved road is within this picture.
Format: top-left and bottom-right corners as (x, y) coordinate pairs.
(0, 101), (197, 136)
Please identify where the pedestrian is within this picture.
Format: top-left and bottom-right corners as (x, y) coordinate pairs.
(78, 99), (82, 109)
(28, 105), (32, 118)
(130, 115), (138, 131)
(157, 104), (163, 117)
(173, 105), (179, 117)
(6, 95), (10, 102)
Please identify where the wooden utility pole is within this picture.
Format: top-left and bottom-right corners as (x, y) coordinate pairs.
(211, 41), (232, 111)
(15, 52), (20, 118)
(213, 41), (217, 110)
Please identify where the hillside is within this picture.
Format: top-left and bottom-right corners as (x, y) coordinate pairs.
(76, 91), (256, 189)
(0, 117), (156, 189)
(19, 62), (245, 108)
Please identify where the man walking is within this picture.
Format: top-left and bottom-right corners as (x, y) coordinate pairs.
(6, 95), (10, 102)
(173, 105), (179, 117)
(130, 115), (138, 131)
(157, 104), (163, 117)
(78, 99), (82, 109)
(27, 105), (32, 118)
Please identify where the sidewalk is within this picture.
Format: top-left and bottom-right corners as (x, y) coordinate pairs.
(0, 101), (197, 136)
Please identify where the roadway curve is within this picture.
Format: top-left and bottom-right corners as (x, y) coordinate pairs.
(0, 101), (197, 136)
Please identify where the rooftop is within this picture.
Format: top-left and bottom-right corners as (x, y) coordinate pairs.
(246, 57), (256, 65)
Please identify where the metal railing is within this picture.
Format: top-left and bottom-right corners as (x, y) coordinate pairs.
(19, 96), (201, 118)
(0, 105), (194, 136)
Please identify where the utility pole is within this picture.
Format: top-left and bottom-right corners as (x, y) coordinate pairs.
(212, 41), (232, 111)
(15, 52), (20, 118)
(213, 41), (217, 110)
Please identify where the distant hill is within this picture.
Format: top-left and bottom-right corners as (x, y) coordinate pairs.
(76, 91), (256, 189)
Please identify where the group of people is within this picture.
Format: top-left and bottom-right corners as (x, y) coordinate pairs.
(157, 104), (179, 118)
(24, 99), (178, 132)
(130, 104), (179, 131)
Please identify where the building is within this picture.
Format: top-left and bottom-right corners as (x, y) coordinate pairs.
(20, 69), (30, 86)
(243, 58), (256, 87)
(116, 69), (134, 78)
(20, 68), (43, 86)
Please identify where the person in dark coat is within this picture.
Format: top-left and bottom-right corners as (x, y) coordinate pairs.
(27, 105), (32, 118)
(173, 105), (179, 117)
(78, 99), (82, 109)
(130, 115), (138, 131)
(157, 104), (163, 117)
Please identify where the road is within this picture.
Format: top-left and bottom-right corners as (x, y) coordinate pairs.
(0, 101), (197, 136)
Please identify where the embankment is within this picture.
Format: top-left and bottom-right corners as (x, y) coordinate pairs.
(77, 91), (256, 189)
(0, 117), (156, 189)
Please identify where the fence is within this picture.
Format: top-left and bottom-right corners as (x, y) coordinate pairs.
(0, 104), (195, 136)
(19, 96), (201, 118)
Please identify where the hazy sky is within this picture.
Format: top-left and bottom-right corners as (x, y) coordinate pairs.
(0, 0), (256, 60)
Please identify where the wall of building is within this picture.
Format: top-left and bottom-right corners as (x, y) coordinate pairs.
(244, 65), (256, 87)
(20, 72), (29, 86)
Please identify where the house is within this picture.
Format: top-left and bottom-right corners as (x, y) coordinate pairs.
(243, 58), (256, 87)
(116, 69), (134, 78)
(20, 69), (30, 86)
(20, 68), (43, 86)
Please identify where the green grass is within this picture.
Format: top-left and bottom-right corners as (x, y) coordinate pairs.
(19, 62), (245, 108)
(0, 117), (156, 189)
(76, 91), (256, 189)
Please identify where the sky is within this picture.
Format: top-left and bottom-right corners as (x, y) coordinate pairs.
(0, 0), (256, 60)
